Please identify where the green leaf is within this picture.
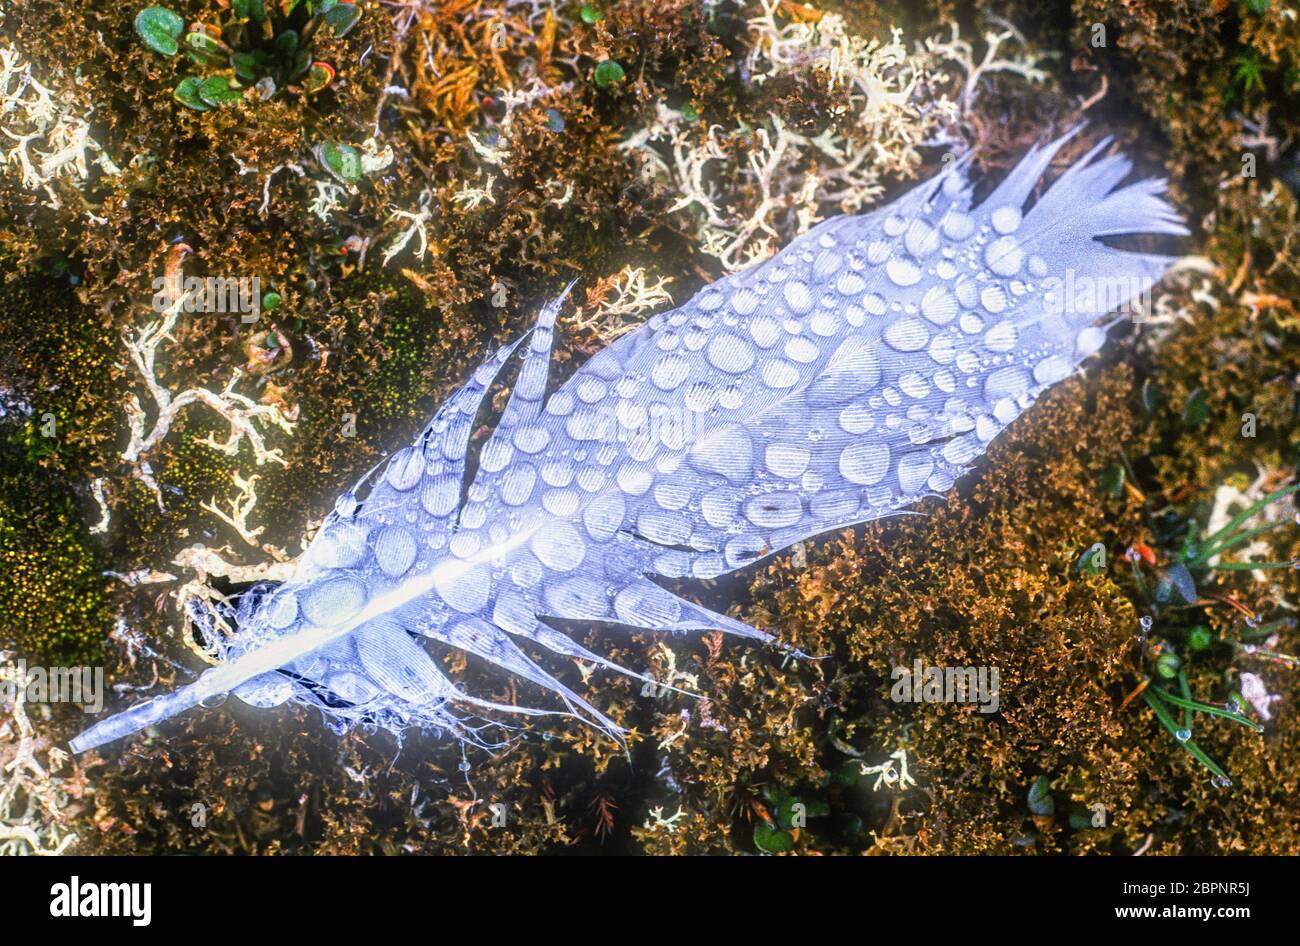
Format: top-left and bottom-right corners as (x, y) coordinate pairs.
(1067, 807), (1094, 830)
(316, 141), (362, 183)
(1154, 652), (1181, 680)
(1027, 775), (1055, 816)
(774, 796), (802, 829)
(173, 77), (210, 111)
(135, 7), (184, 57)
(198, 75), (244, 107)
(186, 31), (224, 55)
(753, 821), (794, 854)
(232, 0), (267, 21)
(1076, 544), (1105, 575)
(1140, 377), (1160, 415)
(274, 29), (300, 58)
(1098, 463), (1125, 498)
(593, 59), (625, 88)
(1181, 387), (1208, 428)
(322, 3), (363, 38)
(304, 61), (335, 92)
(232, 51), (260, 83)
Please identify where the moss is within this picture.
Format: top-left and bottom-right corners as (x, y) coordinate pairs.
(0, 441), (111, 667)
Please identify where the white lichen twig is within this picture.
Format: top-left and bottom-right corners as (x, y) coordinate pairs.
(169, 536), (305, 661)
(121, 291), (296, 510)
(0, 39), (118, 209)
(0, 656), (79, 855)
(570, 266), (675, 341)
(642, 805), (687, 833)
(200, 470), (267, 549)
(383, 188), (434, 267)
(923, 18), (1051, 115)
(88, 477), (111, 535)
(622, 4), (962, 271)
(858, 749), (918, 792)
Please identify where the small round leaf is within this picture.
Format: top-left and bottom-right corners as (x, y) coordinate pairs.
(198, 75), (244, 107)
(173, 77), (210, 111)
(323, 3), (363, 38)
(593, 59), (625, 88)
(135, 7), (185, 57)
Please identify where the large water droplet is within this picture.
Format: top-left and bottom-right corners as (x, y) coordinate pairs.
(478, 436), (514, 473)
(637, 508), (692, 546)
(920, 286), (957, 324)
(302, 576), (367, 626)
(374, 525), (417, 578)
(1032, 354), (1071, 384)
(884, 317), (930, 352)
(985, 236), (1023, 276)
(897, 454), (933, 494)
(980, 285), (1008, 314)
(582, 494), (625, 540)
(984, 321), (1018, 352)
(898, 371), (931, 399)
(765, 443), (811, 479)
(942, 212), (974, 240)
(990, 206), (1022, 234)
(707, 332), (756, 373)
(385, 447), (425, 491)
(530, 521), (586, 571)
(985, 366), (1031, 401)
(745, 492), (803, 528)
(761, 358), (801, 389)
(836, 272), (866, 296)
(941, 434), (980, 465)
(1076, 326), (1106, 357)
(886, 259), (922, 287)
(839, 441), (890, 485)
(500, 462), (538, 506)
(904, 219), (939, 257)
(651, 353), (691, 390)
(783, 280), (814, 314)
(421, 474), (460, 517)
(542, 488), (581, 517)
(614, 582), (682, 627)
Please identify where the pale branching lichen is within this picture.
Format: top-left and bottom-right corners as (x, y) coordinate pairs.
(121, 291), (297, 510)
(569, 265), (675, 342)
(0, 655), (80, 855)
(0, 32), (118, 208)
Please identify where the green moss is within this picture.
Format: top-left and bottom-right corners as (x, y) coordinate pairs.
(0, 440), (111, 666)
